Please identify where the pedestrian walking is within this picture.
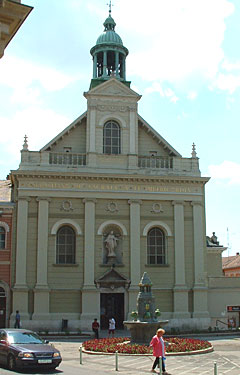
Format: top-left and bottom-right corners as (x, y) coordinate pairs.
(150, 328), (171, 374)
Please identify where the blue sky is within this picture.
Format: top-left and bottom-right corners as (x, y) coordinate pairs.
(0, 0), (239, 255)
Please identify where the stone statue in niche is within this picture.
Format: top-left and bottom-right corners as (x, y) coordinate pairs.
(105, 231), (118, 257)
(103, 229), (122, 265)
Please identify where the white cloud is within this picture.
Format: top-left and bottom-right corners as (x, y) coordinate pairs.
(208, 161), (240, 185)
(187, 91), (197, 100)
(0, 108), (71, 162)
(0, 56), (75, 101)
(211, 73), (240, 94)
(114, 0), (234, 85)
(222, 59), (240, 71)
(145, 83), (179, 102)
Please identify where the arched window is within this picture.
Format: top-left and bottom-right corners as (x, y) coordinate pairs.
(56, 226), (76, 264)
(147, 227), (166, 265)
(103, 121), (121, 155)
(0, 227), (5, 250)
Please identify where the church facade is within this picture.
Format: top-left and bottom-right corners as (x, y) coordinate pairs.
(10, 9), (240, 332)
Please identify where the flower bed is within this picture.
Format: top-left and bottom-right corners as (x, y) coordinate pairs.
(83, 337), (212, 355)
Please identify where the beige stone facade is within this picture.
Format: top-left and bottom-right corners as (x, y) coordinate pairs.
(9, 13), (240, 333)
(0, 0), (33, 58)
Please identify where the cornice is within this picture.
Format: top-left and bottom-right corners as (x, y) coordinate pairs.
(12, 171), (209, 185)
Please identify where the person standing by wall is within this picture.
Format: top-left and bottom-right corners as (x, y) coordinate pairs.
(92, 318), (100, 339)
(14, 310), (21, 329)
(108, 317), (116, 337)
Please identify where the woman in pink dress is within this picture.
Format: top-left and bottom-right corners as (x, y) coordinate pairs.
(150, 328), (170, 374)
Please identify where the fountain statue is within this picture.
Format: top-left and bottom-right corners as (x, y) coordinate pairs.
(124, 272), (169, 344)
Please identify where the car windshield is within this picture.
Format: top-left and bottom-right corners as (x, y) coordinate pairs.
(7, 332), (44, 344)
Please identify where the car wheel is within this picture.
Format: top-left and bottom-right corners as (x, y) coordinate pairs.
(8, 354), (16, 371)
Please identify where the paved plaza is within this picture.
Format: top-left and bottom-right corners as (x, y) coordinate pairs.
(52, 333), (240, 375)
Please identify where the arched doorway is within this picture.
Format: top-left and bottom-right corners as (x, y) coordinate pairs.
(0, 287), (6, 328)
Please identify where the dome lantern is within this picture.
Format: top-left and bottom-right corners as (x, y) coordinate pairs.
(90, 3), (130, 89)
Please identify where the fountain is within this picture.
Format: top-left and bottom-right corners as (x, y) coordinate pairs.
(124, 272), (169, 344)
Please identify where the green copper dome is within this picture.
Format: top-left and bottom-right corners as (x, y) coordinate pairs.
(96, 30), (123, 46)
(96, 14), (123, 46)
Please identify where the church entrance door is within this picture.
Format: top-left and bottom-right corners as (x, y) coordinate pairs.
(100, 293), (124, 329)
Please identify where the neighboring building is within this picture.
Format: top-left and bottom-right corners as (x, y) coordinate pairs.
(0, 0), (33, 58)
(9, 9), (240, 332)
(222, 253), (240, 277)
(0, 180), (14, 327)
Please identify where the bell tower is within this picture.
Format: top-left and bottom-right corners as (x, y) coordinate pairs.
(90, 3), (130, 89)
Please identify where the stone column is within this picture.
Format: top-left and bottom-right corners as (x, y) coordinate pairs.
(115, 52), (119, 77)
(172, 201), (190, 318)
(128, 200), (142, 317)
(192, 202), (209, 319)
(33, 198), (50, 320)
(12, 197), (30, 320)
(123, 56), (126, 80)
(81, 199), (99, 331)
(93, 54), (97, 78)
(103, 51), (107, 77)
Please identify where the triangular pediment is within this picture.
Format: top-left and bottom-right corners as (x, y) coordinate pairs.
(138, 114), (181, 157)
(40, 111), (87, 151)
(95, 267), (131, 289)
(84, 78), (141, 100)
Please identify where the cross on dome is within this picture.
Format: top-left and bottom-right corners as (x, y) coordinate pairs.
(107, 1), (113, 16)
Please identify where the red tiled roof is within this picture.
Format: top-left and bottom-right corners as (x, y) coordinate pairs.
(0, 180), (11, 202)
(222, 255), (240, 270)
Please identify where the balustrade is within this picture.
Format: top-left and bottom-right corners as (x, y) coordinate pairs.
(138, 156), (173, 169)
(49, 152), (86, 166)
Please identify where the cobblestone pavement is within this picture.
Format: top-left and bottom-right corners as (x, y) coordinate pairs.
(52, 336), (240, 375)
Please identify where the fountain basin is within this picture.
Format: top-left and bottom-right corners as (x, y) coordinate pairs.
(123, 320), (169, 345)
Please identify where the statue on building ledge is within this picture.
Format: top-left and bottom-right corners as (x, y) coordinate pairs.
(206, 232), (221, 247)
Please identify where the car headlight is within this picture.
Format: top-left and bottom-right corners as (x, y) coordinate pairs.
(18, 352), (34, 358)
(53, 352), (61, 358)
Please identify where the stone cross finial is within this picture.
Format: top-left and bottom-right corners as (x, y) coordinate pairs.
(191, 142), (197, 158)
(22, 135), (28, 151)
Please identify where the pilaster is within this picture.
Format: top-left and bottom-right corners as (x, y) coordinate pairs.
(128, 200), (142, 287)
(129, 107), (137, 154)
(89, 105), (96, 153)
(15, 197), (30, 288)
(33, 197), (50, 319)
(191, 201), (209, 318)
(83, 199), (96, 287)
(80, 198), (97, 330)
(12, 197), (30, 320)
(172, 201), (190, 318)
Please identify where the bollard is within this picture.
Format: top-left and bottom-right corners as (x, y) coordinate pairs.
(79, 345), (83, 365)
(115, 350), (119, 371)
(214, 362), (217, 375)
(158, 356), (162, 375)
